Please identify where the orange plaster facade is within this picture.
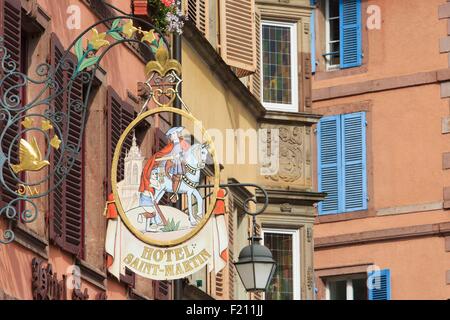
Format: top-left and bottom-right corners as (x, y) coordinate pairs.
(312, 0), (450, 300)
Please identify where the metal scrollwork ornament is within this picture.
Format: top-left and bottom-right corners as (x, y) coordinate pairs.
(0, 1), (171, 244)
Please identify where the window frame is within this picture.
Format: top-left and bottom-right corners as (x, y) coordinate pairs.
(325, 273), (367, 300)
(261, 227), (301, 300)
(260, 20), (299, 113)
(325, 0), (340, 70)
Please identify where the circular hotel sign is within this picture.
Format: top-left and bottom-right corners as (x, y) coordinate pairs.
(108, 107), (221, 280)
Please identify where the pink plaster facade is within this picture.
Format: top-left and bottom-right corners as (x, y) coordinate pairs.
(0, 0), (147, 300)
(312, 0), (450, 300)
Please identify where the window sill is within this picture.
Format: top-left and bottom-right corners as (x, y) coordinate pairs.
(313, 65), (368, 81)
(262, 104), (299, 113)
(315, 209), (373, 224)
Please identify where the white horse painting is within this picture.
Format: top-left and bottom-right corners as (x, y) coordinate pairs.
(149, 143), (209, 227)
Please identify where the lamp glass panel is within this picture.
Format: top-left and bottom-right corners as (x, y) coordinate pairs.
(254, 263), (275, 289)
(235, 262), (255, 290)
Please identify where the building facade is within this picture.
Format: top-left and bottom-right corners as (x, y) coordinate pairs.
(0, 0), (322, 300)
(311, 0), (450, 300)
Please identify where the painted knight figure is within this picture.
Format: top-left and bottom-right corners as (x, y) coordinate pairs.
(121, 125), (209, 239)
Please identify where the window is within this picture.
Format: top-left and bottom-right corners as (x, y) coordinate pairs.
(262, 228), (300, 300)
(261, 21), (298, 112)
(325, 269), (391, 300)
(326, 274), (368, 300)
(325, 0), (340, 69)
(317, 112), (367, 215)
(313, 0), (362, 71)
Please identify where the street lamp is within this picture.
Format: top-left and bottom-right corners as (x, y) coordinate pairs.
(234, 236), (276, 292)
(231, 184), (276, 293)
(197, 182), (276, 293)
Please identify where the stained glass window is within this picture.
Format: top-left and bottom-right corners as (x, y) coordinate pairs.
(264, 232), (294, 300)
(261, 22), (297, 110)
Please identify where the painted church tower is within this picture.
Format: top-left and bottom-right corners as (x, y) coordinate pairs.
(118, 134), (144, 211)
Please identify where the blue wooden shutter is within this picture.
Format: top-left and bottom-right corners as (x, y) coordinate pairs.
(317, 115), (341, 214)
(310, 0), (316, 73)
(368, 269), (391, 300)
(339, 0), (362, 68)
(342, 112), (367, 212)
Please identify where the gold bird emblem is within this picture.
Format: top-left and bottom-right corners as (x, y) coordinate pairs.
(88, 28), (110, 51)
(10, 137), (50, 174)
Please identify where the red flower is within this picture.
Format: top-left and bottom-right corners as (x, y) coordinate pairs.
(161, 0), (175, 7)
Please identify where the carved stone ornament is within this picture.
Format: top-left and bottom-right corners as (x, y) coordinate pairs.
(262, 124), (312, 186)
(307, 227), (313, 243)
(280, 203), (292, 213)
(307, 266), (314, 291)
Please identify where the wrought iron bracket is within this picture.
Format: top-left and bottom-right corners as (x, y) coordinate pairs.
(0, 1), (173, 244)
(196, 183), (269, 242)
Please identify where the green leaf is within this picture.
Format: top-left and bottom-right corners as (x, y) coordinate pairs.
(158, 37), (165, 48)
(75, 38), (84, 62)
(109, 31), (124, 41)
(111, 18), (121, 30)
(150, 45), (158, 55)
(77, 56), (99, 73)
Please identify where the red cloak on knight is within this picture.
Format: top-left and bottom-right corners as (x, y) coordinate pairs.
(139, 137), (190, 195)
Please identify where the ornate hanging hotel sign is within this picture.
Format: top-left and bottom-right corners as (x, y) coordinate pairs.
(105, 45), (228, 281)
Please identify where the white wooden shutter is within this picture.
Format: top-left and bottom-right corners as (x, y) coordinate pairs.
(187, 0), (209, 38)
(219, 0), (256, 77)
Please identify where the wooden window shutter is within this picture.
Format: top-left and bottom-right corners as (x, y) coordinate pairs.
(106, 87), (137, 194)
(64, 51), (84, 255)
(248, 7), (261, 100)
(318, 113), (367, 214)
(120, 267), (136, 288)
(219, 0), (256, 77)
(368, 269), (391, 300)
(0, 0), (21, 208)
(317, 115), (341, 215)
(340, 0), (362, 69)
(187, 0), (209, 38)
(342, 112), (367, 212)
(49, 34), (68, 249)
(49, 34), (84, 256)
(154, 280), (172, 300)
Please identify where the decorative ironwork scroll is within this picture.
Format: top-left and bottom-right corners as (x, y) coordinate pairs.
(0, 2), (170, 244)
